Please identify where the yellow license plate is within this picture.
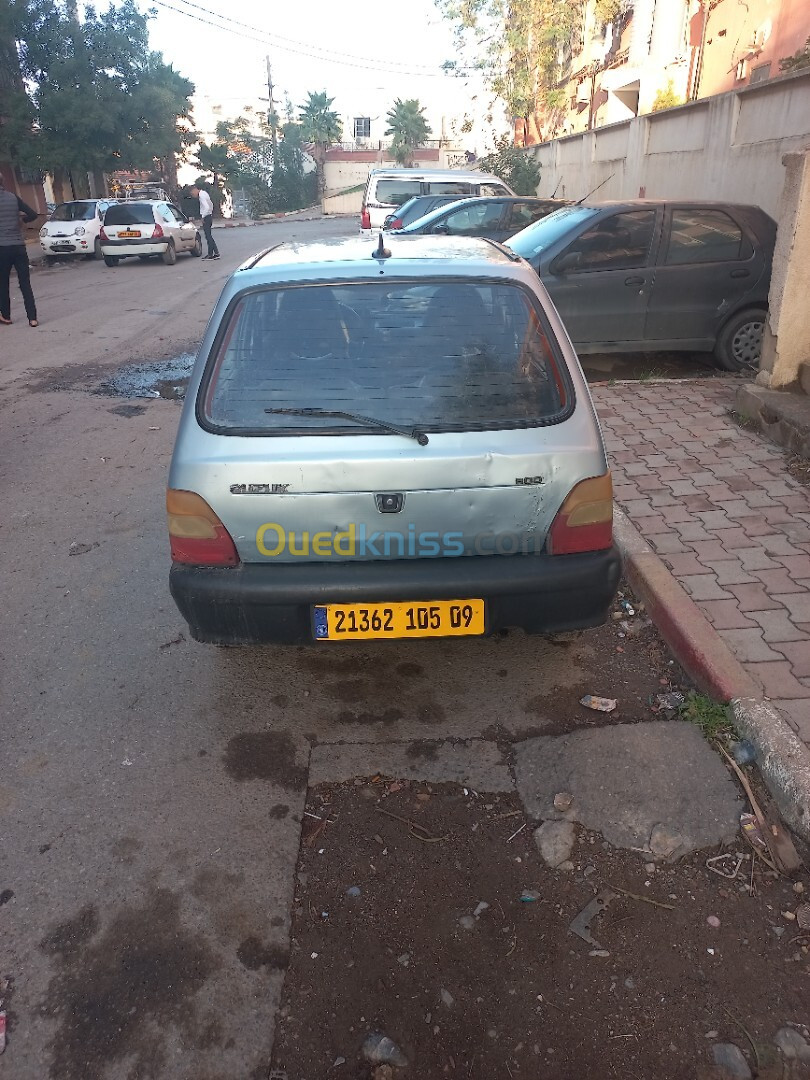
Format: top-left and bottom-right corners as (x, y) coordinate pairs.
(313, 599), (485, 641)
(119, 230), (141, 237)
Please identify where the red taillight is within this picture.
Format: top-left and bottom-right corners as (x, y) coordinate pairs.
(99, 226), (108, 242)
(547, 474), (613, 555)
(167, 489), (240, 567)
(361, 208), (371, 230)
(390, 217), (403, 230)
(152, 222), (164, 239)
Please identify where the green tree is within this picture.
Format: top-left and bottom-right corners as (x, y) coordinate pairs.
(479, 134), (540, 194)
(0, 0), (194, 192)
(651, 80), (682, 112)
(594, 0), (623, 23)
(385, 98), (431, 166)
(298, 91), (342, 198)
(780, 36), (810, 73)
(268, 122), (317, 212)
(191, 142), (238, 212)
(213, 111), (276, 217)
(438, 0), (585, 139)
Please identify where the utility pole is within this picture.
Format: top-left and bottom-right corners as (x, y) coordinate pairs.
(266, 55), (279, 159)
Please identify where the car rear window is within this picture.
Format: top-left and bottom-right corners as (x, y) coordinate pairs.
(373, 180), (422, 206)
(104, 203), (156, 225)
(202, 281), (569, 435)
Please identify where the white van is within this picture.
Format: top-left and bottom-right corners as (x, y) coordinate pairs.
(360, 169), (515, 233)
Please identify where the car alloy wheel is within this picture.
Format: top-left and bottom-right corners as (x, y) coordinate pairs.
(731, 318), (764, 372)
(715, 307), (766, 373)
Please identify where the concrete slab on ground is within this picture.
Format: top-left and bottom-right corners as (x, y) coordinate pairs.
(513, 721), (743, 860)
(736, 381), (810, 458)
(309, 739), (514, 792)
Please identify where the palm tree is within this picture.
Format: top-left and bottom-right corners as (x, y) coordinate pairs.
(385, 99), (431, 166)
(298, 91), (342, 198)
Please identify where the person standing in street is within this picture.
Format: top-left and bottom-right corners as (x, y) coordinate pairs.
(191, 185), (219, 261)
(0, 172), (40, 327)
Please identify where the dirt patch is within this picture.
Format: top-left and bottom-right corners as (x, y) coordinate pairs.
(272, 780), (809, 1080)
(222, 731), (307, 787)
(786, 452), (810, 487)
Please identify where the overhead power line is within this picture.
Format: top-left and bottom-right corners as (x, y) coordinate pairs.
(148, 0), (456, 77)
(173, 0), (444, 73)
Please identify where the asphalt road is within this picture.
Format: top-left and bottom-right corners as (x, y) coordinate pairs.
(0, 217), (694, 1080)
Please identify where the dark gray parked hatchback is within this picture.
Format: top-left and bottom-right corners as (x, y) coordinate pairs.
(507, 200), (776, 372)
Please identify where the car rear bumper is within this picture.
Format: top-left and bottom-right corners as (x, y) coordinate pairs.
(101, 240), (167, 255)
(169, 547), (622, 645)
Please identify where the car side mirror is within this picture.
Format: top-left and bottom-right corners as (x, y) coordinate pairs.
(553, 250), (582, 274)
(432, 223), (450, 235)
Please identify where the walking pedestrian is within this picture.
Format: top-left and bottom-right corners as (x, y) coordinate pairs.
(190, 185), (219, 261)
(0, 173), (40, 327)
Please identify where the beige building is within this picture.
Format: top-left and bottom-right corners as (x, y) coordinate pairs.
(527, 0), (810, 143)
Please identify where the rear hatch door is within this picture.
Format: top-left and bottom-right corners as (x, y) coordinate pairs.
(180, 278), (605, 563)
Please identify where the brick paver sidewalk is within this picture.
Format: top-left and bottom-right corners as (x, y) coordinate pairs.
(592, 378), (810, 746)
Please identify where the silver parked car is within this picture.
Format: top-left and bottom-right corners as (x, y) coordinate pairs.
(167, 235), (620, 645)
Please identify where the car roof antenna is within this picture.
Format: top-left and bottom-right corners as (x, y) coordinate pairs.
(576, 172), (615, 205)
(373, 231), (391, 260)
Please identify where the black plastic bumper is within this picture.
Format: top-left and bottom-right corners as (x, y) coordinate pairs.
(169, 548), (622, 645)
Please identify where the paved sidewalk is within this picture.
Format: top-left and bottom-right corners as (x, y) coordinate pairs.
(592, 378), (810, 747)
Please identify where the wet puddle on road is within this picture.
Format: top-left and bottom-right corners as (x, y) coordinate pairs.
(96, 352), (196, 400)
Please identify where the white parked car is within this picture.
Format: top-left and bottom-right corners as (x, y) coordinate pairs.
(40, 199), (117, 261)
(360, 169), (515, 234)
(100, 201), (202, 266)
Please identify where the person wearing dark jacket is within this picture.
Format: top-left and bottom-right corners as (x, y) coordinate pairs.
(0, 172), (40, 327)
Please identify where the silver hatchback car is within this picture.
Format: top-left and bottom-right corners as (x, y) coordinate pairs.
(167, 235), (621, 645)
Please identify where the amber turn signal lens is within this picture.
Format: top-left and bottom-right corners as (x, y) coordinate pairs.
(548, 473), (613, 555)
(166, 489), (240, 566)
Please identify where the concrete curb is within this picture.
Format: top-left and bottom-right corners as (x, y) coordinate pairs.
(613, 507), (810, 840)
(731, 699), (810, 838)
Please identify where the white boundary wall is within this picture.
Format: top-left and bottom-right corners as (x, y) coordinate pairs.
(527, 70), (810, 219)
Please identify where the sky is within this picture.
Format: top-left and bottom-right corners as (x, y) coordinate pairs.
(130, 0), (506, 151)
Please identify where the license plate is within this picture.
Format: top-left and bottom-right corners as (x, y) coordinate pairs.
(313, 599), (485, 641)
(119, 230), (141, 238)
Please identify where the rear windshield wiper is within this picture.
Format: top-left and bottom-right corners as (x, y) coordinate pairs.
(264, 407), (429, 446)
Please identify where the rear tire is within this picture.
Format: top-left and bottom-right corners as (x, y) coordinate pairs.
(190, 233), (202, 257)
(714, 308), (766, 373)
(162, 241), (177, 266)
(92, 237), (102, 260)
(103, 254), (119, 267)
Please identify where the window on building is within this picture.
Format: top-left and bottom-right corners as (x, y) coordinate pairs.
(750, 61), (772, 85)
(665, 210), (744, 265)
(353, 117), (371, 139)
